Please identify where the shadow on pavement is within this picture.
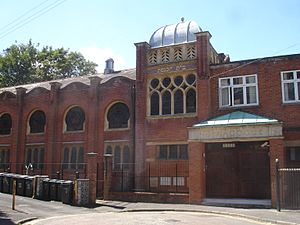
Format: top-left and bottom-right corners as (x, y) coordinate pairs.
(0, 211), (16, 225)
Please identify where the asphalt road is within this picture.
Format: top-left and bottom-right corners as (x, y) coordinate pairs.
(0, 192), (116, 224)
(26, 211), (269, 225)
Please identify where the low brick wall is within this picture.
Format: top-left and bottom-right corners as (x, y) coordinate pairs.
(108, 192), (189, 204)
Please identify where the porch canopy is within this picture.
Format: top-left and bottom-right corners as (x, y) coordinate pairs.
(188, 111), (283, 142)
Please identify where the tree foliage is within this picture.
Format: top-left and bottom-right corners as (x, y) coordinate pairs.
(0, 40), (97, 87)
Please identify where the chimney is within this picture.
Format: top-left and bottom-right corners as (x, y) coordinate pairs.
(104, 58), (114, 74)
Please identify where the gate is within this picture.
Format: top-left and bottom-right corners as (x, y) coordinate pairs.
(278, 168), (300, 209)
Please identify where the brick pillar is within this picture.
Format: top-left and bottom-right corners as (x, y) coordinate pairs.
(196, 31), (212, 78)
(103, 154), (113, 200)
(48, 82), (61, 177)
(86, 152), (97, 205)
(134, 42), (149, 190)
(14, 87), (27, 173)
(269, 138), (284, 207)
(195, 32), (212, 119)
(189, 141), (206, 204)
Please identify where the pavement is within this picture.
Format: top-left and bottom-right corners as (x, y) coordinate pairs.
(1, 193), (300, 225)
(94, 200), (300, 225)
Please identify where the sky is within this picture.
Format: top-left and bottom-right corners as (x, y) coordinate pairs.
(0, 0), (300, 72)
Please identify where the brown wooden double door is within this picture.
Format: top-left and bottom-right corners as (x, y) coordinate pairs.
(206, 142), (271, 199)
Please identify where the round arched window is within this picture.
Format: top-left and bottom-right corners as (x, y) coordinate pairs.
(0, 113), (12, 135)
(107, 103), (130, 129)
(29, 110), (46, 133)
(65, 106), (85, 131)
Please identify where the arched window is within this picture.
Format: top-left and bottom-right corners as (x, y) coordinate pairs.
(105, 143), (130, 170)
(148, 74), (196, 116)
(29, 110), (46, 133)
(174, 90), (183, 114)
(65, 106), (85, 131)
(0, 113), (12, 135)
(186, 89), (196, 113)
(150, 92), (159, 115)
(107, 102), (130, 129)
(162, 91), (171, 115)
(123, 145), (130, 169)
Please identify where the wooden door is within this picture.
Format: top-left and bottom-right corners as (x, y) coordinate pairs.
(206, 142), (271, 199)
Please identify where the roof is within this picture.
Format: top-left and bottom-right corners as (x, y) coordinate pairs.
(0, 68), (136, 95)
(149, 20), (202, 48)
(192, 111), (280, 128)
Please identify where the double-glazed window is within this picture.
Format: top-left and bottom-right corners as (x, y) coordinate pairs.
(149, 74), (196, 116)
(105, 143), (130, 170)
(29, 110), (46, 134)
(281, 70), (300, 103)
(219, 75), (258, 107)
(107, 103), (130, 129)
(0, 147), (10, 170)
(157, 145), (188, 160)
(0, 113), (12, 135)
(65, 106), (85, 132)
(62, 145), (84, 169)
(25, 146), (44, 169)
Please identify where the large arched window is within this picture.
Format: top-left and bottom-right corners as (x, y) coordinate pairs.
(150, 92), (159, 116)
(105, 143), (130, 170)
(148, 74), (196, 116)
(65, 106), (85, 132)
(186, 89), (196, 113)
(162, 91), (171, 115)
(29, 110), (46, 133)
(0, 113), (12, 135)
(107, 102), (130, 129)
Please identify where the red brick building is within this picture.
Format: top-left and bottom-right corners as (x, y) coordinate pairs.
(0, 20), (299, 207)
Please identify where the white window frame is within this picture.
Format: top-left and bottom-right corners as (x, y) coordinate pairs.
(281, 70), (300, 103)
(219, 74), (259, 108)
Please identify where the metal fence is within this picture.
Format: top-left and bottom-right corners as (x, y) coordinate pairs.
(279, 168), (300, 209)
(110, 161), (189, 193)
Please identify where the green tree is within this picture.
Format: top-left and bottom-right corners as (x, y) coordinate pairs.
(0, 40), (97, 87)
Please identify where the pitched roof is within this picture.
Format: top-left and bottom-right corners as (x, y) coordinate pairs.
(192, 111), (280, 128)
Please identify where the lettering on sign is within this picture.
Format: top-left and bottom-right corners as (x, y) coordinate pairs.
(147, 63), (196, 75)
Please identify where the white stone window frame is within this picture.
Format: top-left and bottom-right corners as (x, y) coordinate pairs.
(281, 70), (300, 103)
(148, 74), (197, 117)
(219, 74), (259, 108)
(27, 109), (46, 135)
(104, 142), (130, 170)
(62, 144), (84, 170)
(25, 145), (45, 170)
(0, 145), (10, 169)
(104, 101), (130, 131)
(63, 105), (86, 133)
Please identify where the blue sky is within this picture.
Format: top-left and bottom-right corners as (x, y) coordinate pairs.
(0, 0), (300, 72)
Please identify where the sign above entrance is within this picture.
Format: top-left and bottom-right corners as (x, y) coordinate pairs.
(188, 124), (283, 142)
(146, 63), (196, 75)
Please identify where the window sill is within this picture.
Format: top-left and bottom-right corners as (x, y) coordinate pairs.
(219, 104), (259, 110)
(105, 127), (130, 132)
(64, 130), (85, 134)
(282, 101), (300, 105)
(0, 134), (11, 137)
(27, 132), (45, 136)
(147, 113), (197, 120)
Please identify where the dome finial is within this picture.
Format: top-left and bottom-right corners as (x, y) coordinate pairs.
(181, 17), (185, 22)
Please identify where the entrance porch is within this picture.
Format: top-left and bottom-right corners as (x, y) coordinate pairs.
(188, 111), (284, 207)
